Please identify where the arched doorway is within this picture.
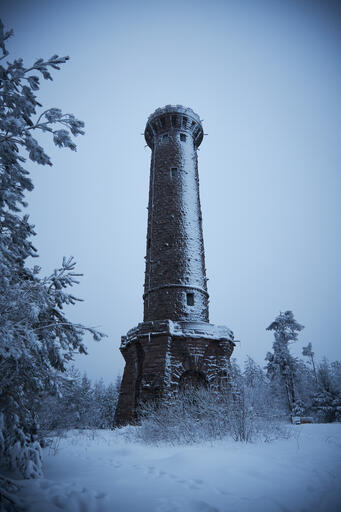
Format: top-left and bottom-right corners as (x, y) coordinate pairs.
(179, 370), (208, 392)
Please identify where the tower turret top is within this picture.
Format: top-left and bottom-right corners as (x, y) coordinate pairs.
(145, 104), (204, 149)
(147, 105), (201, 124)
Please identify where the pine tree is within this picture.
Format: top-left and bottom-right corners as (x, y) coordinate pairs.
(243, 356), (266, 388)
(265, 311), (304, 416)
(92, 378), (120, 429)
(104, 380), (120, 428)
(76, 374), (93, 427)
(37, 372), (121, 431)
(37, 366), (81, 433)
(331, 361), (341, 395)
(312, 358), (341, 422)
(302, 342), (318, 383)
(0, 20), (105, 484)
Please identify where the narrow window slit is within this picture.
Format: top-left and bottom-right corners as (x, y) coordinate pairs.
(187, 293), (194, 306)
(170, 167), (178, 178)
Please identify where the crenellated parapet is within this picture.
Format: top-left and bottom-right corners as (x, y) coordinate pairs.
(145, 105), (204, 149)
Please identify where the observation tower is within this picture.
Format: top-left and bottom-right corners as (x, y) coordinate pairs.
(114, 105), (235, 426)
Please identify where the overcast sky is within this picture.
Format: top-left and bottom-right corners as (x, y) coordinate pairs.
(2, 0), (341, 382)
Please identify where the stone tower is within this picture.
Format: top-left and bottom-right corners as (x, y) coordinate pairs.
(114, 105), (235, 426)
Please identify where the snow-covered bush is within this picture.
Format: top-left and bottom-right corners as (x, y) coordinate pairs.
(135, 386), (227, 445)
(133, 365), (288, 446)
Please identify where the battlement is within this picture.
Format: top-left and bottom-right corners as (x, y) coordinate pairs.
(145, 104), (204, 149)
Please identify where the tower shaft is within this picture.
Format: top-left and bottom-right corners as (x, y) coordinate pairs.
(144, 106), (208, 322)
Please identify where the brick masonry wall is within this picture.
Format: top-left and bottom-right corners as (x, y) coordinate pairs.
(114, 326), (235, 426)
(143, 108), (209, 322)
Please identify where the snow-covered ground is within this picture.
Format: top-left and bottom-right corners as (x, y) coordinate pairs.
(17, 424), (341, 512)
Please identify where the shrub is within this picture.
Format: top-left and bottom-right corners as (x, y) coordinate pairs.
(133, 382), (289, 445)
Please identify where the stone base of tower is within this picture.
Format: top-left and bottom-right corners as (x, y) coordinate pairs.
(114, 320), (235, 427)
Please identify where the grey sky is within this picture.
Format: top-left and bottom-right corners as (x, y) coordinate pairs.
(2, 0), (341, 382)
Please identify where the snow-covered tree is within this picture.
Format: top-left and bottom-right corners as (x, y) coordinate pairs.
(243, 356), (266, 388)
(0, 20), (105, 484)
(265, 311), (304, 415)
(242, 356), (276, 417)
(331, 361), (341, 395)
(93, 377), (121, 428)
(302, 342), (318, 383)
(37, 370), (121, 431)
(301, 343), (341, 422)
(312, 358), (341, 422)
(37, 366), (80, 433)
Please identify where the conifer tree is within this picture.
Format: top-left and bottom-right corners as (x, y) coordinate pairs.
(265, 311), (304, 415)
(302, 342), (318, 383)
(0, 20), (105, 484)
(312, 358), (341, 422)
(243, 356), (266, 388)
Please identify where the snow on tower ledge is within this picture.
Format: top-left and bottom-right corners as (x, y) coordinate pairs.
(121, 320), (235, 349)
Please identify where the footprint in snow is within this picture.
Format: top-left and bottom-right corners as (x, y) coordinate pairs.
(139, 465), (206, 492)
(108, 458), (122, 469)
(216, 488), (231, 496)
(169, 475), (204, 490)
(144, 465), (167, 478)
(187, 479), (204, 490)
